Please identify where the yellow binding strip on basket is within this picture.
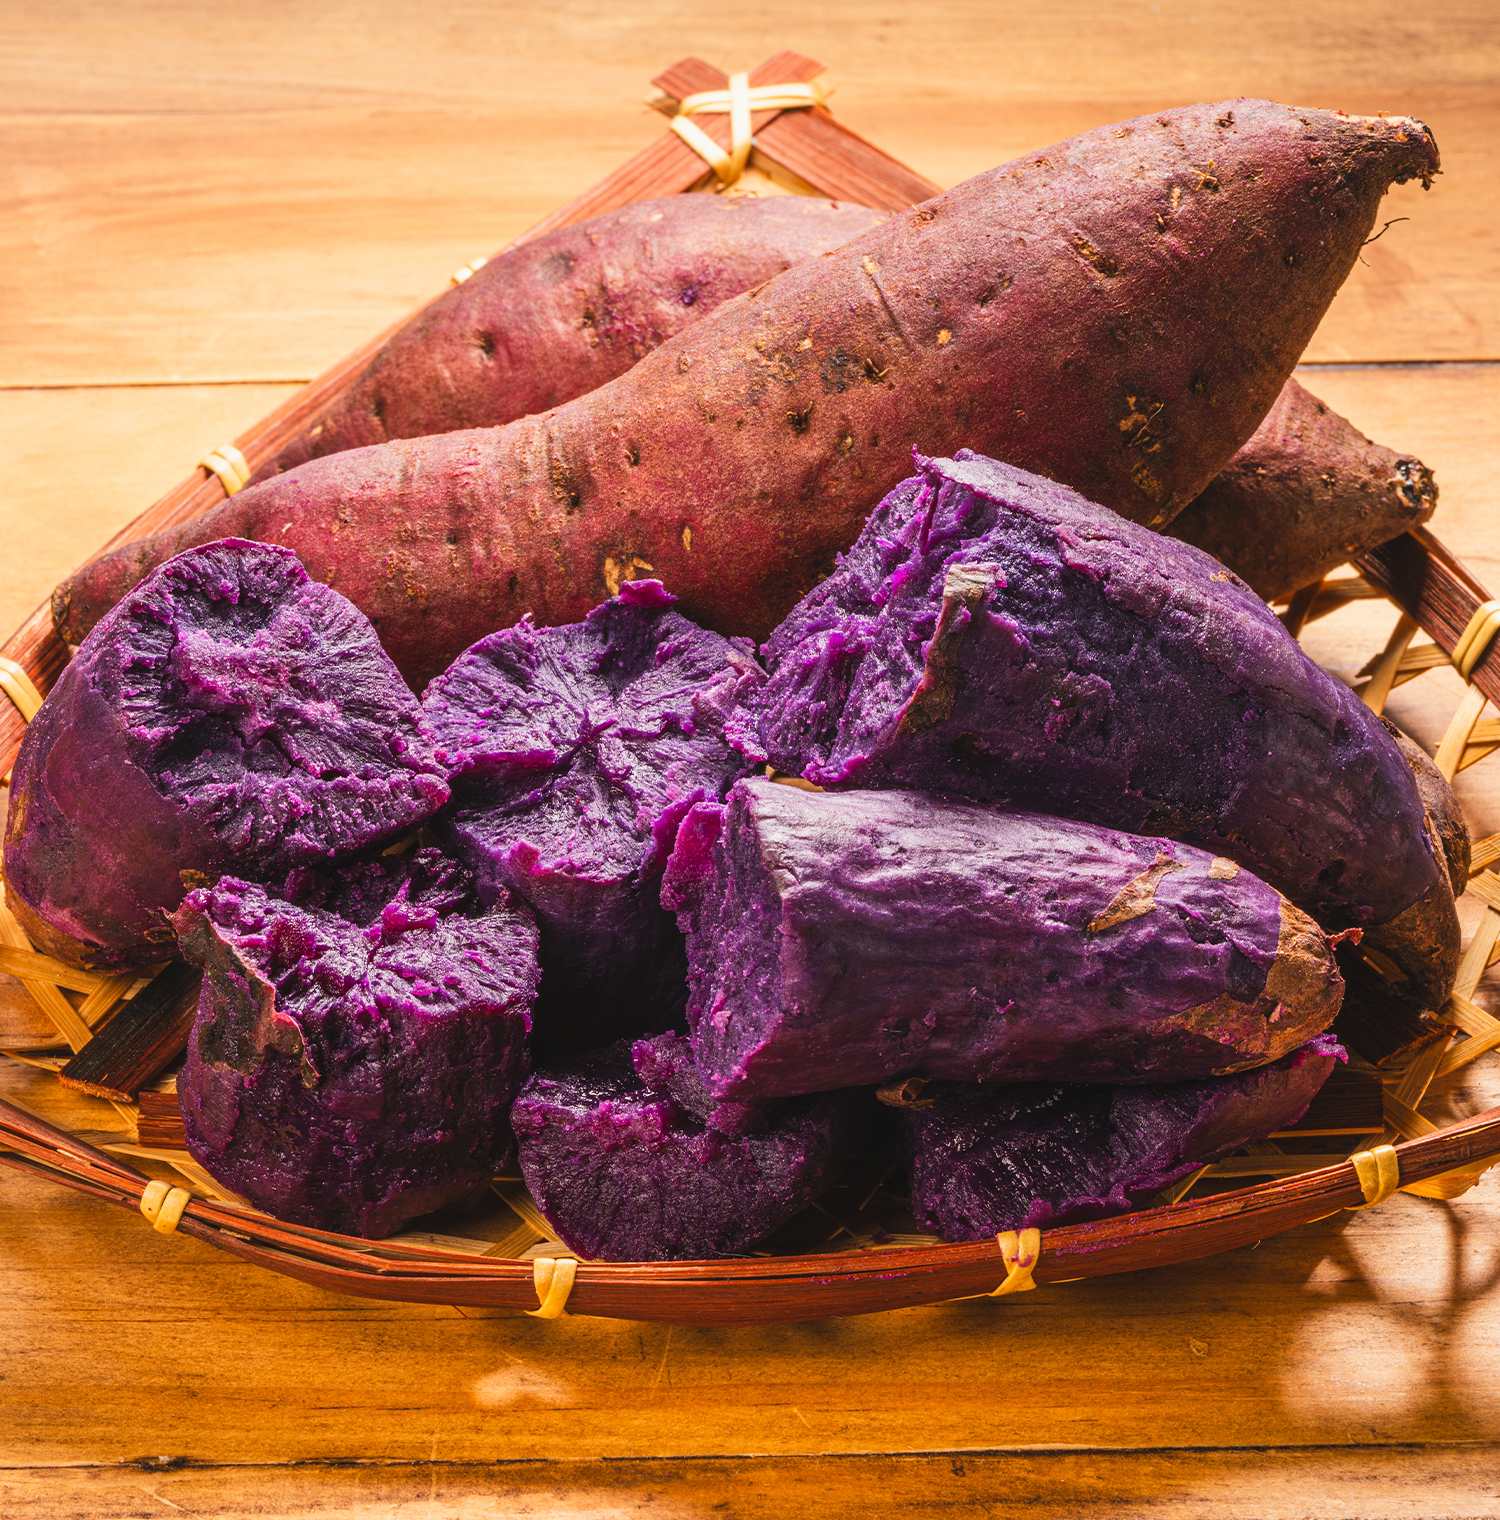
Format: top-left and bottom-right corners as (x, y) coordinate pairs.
(988, 1227), (1041, 1295)
(670, 74), (830, 186)
(527, 1256), (577, 1318)
(451, 255), (488, 286)
(139, 1179), (192, 1236)
(200, 444), (252, 496)
(0, 655), (43, 722)
(1348, 1144), (1401, 1209)
(1452, 598), (1500, 680)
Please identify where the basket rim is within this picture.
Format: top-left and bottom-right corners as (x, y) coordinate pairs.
(3, 1091), (1499, 1324)
(3, 53), (1499, 1324)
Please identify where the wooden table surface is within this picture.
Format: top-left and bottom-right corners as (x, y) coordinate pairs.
(4, 3), (1500, 1514)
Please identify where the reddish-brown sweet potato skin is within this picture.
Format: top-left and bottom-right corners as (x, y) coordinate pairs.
(247, 196), (890, 486)
(57, 101), (1439, 688)
(1167, 377), (1438, 600)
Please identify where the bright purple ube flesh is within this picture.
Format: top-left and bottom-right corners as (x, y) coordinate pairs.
(424, 582), (761, 1056)
(3, 538), (449, 970)
(728, 452), (1438, 930)
(662, 779), (1343, 1102)
(511, 1030), (865, 1261)
(900, 1032), (1344, 1241)
(174, 873), (538, 1238)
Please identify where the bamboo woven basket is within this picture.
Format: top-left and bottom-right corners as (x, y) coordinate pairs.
(3, 52), (1500, 1326)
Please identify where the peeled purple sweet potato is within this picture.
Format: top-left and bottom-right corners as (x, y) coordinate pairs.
(661, 779), (1344, 1102)
(247, 195), (888, 486)
(898, 1033), (1343, 1242)
(1168, 378), (1438, 601)
(731, 451), (1441, 931)
(174, 872), (538, 1238)
(512, 1030), (865, 1260)
(55, 101), (1439, 688)
(423, 580), (760, 1056)
(5, 540), (449, 970)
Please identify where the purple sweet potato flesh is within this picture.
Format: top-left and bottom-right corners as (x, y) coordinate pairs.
(1167, 378), (1438, 601)
(248, 196), (889, 485)
(55, 102), (1440, 688)
(174, 874), (538, 1237)
(663, 779), (1343, 1103)
(900, 1032), (1343, 1242)
(731, 452), (1439, 930)
(424, 582), (760, 1056)
(4, 539), (449, 969)
(512, 1030), (865, 1260)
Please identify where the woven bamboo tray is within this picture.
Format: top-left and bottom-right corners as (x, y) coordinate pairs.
(3, 52), (1500, 1326)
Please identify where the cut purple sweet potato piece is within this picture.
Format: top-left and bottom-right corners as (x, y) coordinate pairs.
(174, 873), (537, 1238)
(511, 1030), (866, 1261)
(729, 452), (1440, 931)
(898, 1033), (1344, 1242)
(662, 779), (1344, 1102)
(4, 539), (449, 970)
(423, 582), (761, 1056)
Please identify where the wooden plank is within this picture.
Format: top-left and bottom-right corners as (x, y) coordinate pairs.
(2, 1449), (1499, 1519)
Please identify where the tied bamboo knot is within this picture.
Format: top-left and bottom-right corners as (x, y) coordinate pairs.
(668, 73), (831, 187)
(527, 1255), (578, 1318)
(988, 1227), (1041, 1296)
(200, 444), (251, 497)
(139, 1178), (192, 1235)
(1452, 599), (1500, 681)
(1349, 1144), (1401, 1209)
(0, 655), (44, 722)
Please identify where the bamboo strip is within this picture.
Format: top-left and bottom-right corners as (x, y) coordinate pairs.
(0, 947), (103, 993)
(1359, 611), (1418, 714)
(0, 893), (93, 1053)
(1471, 834), (1500, 875)
(1435, 683), (1489, 781)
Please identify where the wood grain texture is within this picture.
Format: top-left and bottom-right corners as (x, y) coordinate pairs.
(2, 1450), (1499, 1518)
(4, 0), (1500, 1488)
(2, 2), (1495, 388)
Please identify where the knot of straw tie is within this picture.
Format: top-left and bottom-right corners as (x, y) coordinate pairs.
(139, 1178), (193, 1235)
(527, 1256), (578, 1318)
(0, 655), (44, 722)
(1348, 1144), (1402, 1209)
(988, 1227), (1041, 1296)
(669, 73), (831, 187)
(200, 444), (252, 497)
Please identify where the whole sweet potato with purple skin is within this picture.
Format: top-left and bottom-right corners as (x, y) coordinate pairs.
(661, 779), (1343, 1103)
(512, 1030), (865, 1261)
(899, 1033), (1343, 1242)
(247, 196), (889, 487)
(1168, 378), (1438, 600)
(55, 102), (1439, 689)
(423, 580), (761, 1057)
(5, 540), (449, 971)
(731, 452), (1440, 930)
(1351, 720), (1466, 1013)
(175, 875), (537, 1237)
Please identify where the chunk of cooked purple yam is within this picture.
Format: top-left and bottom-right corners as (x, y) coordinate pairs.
(662, 779), (1343, 1102)
(280, 845), (477, 927)
(424, 581), (761, 1055)
(3, 539), (449, 970)
(900, 1032), (1344, 1242)
(727, 452), (1439, 930)
(511, 1030), (865, 1261)
(173, 875), (537, 1238)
